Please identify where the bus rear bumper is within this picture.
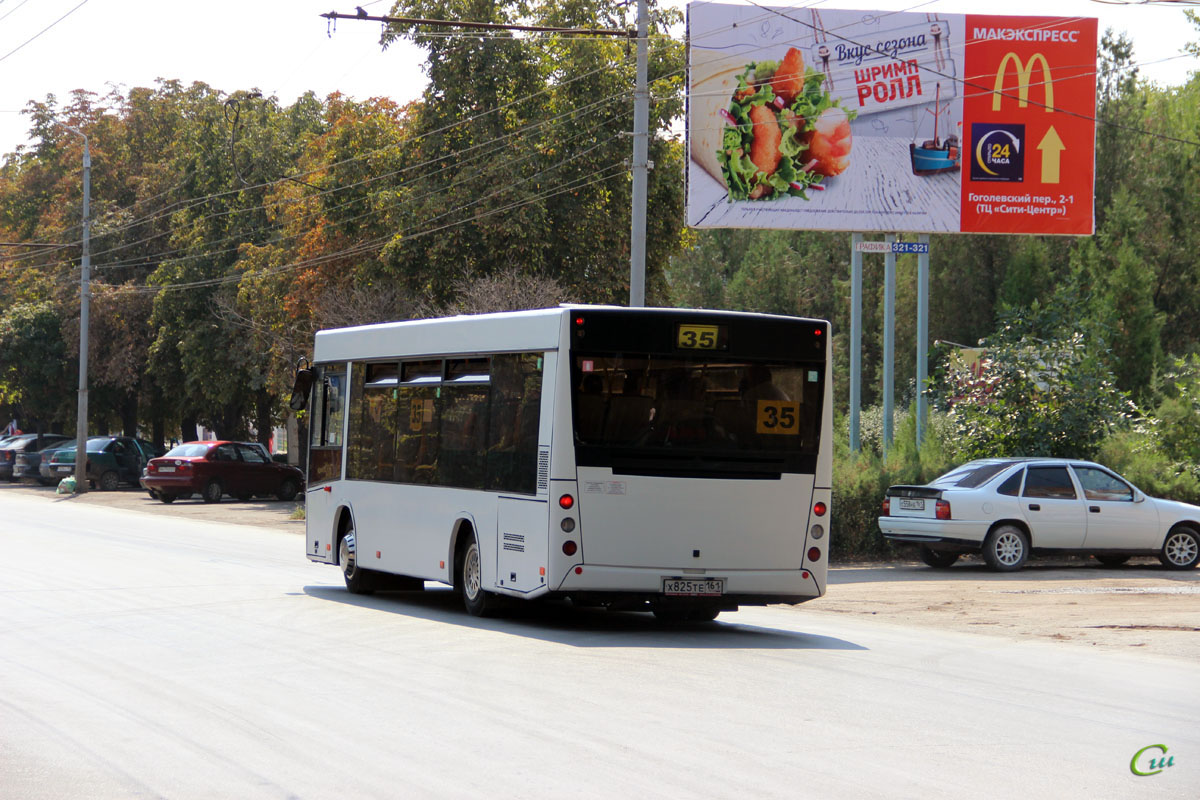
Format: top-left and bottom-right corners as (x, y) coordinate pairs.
(552, 564), (824, 605)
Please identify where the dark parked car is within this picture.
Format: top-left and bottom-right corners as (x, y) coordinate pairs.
(34, 442), (76, 485)
(4, 434), (72, 481)
(48, 436), (164, 490)
(142, 441), (304, 503)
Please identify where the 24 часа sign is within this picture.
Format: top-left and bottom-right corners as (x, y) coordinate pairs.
(686, 3), (1096, 235)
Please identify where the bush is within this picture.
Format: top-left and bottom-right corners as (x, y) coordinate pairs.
(1097, 431), (1200, 505)
(831, 406), (957, 559)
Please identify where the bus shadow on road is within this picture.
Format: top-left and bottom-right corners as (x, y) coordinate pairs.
(303, 585), (866, 651)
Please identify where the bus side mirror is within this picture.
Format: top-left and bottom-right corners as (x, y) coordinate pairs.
(289, 359), (314, 411)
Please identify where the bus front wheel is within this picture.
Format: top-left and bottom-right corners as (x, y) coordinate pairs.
(339, 523), (375, 595)
(459, 538), (496, 617)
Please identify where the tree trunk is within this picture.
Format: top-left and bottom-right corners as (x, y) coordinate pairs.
(181, 414), (199, 444)
(255, 390), (273, 450)
(121, 393), (138, 437)
(152, 415), (165, 451)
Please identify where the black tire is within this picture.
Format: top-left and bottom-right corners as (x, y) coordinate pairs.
(98, 470), (120, 492)
(982, 524), (1029, 572)
(1095, 554), (1131, 567)
(146, 489), (159, 500)
(276, 478), (300, 502)
(919, 546), (961, 568)
(202, 479), (223, 504)
(458, 537), (496, 616)
(689, 606), (721, 622)
(159, 494), (176, 504)
(338, 521), (375, 594)
(1159, 527), (1200, 570)
(235, 493), (253, 502)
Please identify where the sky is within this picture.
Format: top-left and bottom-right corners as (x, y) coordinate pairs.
(0, 0), (1197, 157)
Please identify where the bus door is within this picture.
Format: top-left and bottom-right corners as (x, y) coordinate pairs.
(306, 364), (346, 564)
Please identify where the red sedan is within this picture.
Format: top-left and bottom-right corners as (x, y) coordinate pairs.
(142, 441), (304, 504)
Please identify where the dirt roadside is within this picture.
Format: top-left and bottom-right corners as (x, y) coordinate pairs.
(811, 561), (1199, 661)
(7, 482), (1198, 660)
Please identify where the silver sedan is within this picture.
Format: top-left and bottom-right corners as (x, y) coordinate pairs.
(878, 458), (1200, 571)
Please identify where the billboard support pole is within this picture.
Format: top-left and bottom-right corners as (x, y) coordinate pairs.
(916, 234), (930, 449)
(849, 233), (863, 452)
(882, 234), (896, 457)
(629, 0), (648, 307)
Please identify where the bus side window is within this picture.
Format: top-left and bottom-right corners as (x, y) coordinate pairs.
(486, 353), (542, 494)
(438, 358), (490, 488)
(347, 362), (399, 482)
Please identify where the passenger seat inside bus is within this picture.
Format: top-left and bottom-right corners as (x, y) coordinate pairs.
(605, 395), (654, 443)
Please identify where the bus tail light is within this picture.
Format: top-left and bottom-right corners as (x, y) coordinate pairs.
(560, 518), (575, 532)
(882, 497), (890, 516)
(807, 547), (821, 562)
(810, 524), (825, 540)
(813, 501), (827, 517)
(936, 500), (951, 520)
(559, 494), (574, 510)
(562, 541), (578, 556)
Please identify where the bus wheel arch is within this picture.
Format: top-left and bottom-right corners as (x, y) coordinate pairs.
(448, 516), (478, 586)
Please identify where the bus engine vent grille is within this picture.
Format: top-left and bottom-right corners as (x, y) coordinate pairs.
(503, 532), (525, 553)
(537, 447), (550, 493)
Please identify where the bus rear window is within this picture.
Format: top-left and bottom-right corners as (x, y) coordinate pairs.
(572, 355), (823, 471)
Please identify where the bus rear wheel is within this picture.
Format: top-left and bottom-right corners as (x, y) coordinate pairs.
(459, 538), (496, 617)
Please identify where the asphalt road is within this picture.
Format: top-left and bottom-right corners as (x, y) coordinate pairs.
(2, 492), (1197, 799)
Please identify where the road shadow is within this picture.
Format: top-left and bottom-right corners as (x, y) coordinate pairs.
(302, 584), (867, 651)
(831, 559), (1200, 585)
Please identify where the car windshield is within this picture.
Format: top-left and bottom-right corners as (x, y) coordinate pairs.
(164, 443), (211, 458)
(930, 461), (1017, 489)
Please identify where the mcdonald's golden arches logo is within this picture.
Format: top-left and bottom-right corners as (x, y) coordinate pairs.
(992, 52), (1054, 112)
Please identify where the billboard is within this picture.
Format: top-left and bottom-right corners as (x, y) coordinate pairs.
(686, 3), (1097, 235)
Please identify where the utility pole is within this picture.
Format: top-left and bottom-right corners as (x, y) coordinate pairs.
(629, 0), (648, 307)
(56, 123), (90, 492)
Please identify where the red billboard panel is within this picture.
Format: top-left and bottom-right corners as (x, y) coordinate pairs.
(960, 16), (1098, 235)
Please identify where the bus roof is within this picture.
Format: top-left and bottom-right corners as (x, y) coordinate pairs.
(312, 305), (824, 363)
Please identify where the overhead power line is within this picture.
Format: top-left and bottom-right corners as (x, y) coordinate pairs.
(320, 9), (635, 39)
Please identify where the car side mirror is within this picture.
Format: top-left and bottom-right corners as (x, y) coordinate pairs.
(1133, 491), (1145, 503)
(289, 358), (314, 412)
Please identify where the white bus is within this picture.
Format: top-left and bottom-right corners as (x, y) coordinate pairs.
(297, 305), (831, 621)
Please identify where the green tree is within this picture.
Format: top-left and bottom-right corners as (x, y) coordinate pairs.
(938, 295), (1134, 460)
(0, 301), (72, 431)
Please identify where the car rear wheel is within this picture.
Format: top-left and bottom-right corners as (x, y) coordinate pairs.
(159, 494), (176, 504)
(1095, 554), (1131, 567)
(276, 478), (300, 501)
(1159, 527), (1200, 570)
(919, 546), (960, 568)
(99, 470), (120, 492)
(202, 479), (223, 504)
(983, 525), (1029, 572)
